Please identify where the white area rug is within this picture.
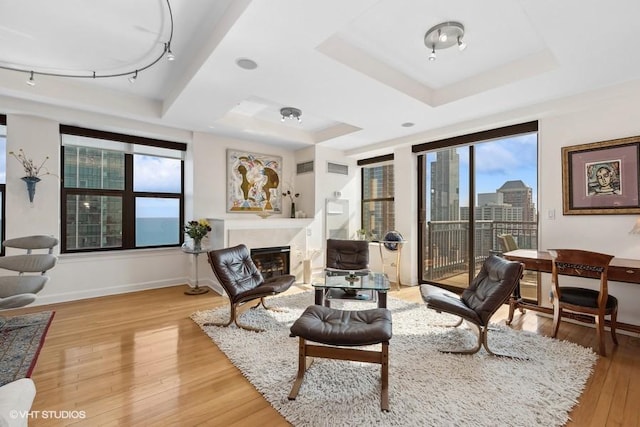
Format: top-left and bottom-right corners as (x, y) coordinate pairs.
(191, 292), (596, 427)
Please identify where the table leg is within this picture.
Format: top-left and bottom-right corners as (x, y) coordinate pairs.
(314, 289), (323, 305)
(378, 291), (387, 309)
(395, 245), (402, 290)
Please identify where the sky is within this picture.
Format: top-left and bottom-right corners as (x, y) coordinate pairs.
(427, 132), (538, 209)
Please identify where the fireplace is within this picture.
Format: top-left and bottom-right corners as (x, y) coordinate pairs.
(251, 246), (291, 279)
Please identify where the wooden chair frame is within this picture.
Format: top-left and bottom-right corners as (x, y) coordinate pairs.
(288, 338), (390, 411)
(550, 249), (617, 356)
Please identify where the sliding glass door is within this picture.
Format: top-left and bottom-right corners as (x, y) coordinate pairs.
(417, 125), (538, 300)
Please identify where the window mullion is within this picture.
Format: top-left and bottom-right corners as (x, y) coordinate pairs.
(122, 154), (135, 249)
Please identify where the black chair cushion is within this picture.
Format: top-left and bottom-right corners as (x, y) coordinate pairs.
(208, 244), (295, 304)
(420, 284), (482, 325)
(326, 239), (369, 270)
(461, 255), (522, 325)
(290, 305), (392, 346)
(559, 287), (618, 310)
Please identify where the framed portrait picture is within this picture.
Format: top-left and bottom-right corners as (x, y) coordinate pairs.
(227, 149), (283, 213)
(562, 136), (640, 215)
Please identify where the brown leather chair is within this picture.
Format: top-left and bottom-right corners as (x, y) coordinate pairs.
(205, 244), (295, 332)
(325, 239), (369, 272)
(549, 249), (617, 356)
(420, 255), (524, 356)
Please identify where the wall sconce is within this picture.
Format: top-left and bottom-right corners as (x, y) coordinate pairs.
(21, 176), (40, 204)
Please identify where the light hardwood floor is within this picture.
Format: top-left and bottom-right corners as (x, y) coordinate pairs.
(6, 284), (640, 426)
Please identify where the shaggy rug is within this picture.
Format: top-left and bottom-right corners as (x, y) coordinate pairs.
(0, 311), (54, 387)
(191, 293), (596, 427)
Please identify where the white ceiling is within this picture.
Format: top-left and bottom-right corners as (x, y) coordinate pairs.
(1, 0), (640, 156)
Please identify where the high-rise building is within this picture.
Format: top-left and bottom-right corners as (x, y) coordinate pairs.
(497, 180), (536, 221)
(430, 148), (459, 221)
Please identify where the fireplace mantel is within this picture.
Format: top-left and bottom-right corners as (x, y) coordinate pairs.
(211, 218), (312, 231)
(208, 217), (312, 250)
(208, 217), (313, 282)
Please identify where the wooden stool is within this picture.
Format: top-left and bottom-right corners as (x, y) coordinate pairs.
(288, 305), (393, 411)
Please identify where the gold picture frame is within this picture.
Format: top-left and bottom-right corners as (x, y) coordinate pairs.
(562, 135), (640, 215)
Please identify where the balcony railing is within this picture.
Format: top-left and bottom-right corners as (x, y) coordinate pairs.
(425, 220), (537, 281)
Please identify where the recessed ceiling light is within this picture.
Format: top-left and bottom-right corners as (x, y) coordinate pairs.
(236, 58), (258, 70)
(401, 122), (415, 127)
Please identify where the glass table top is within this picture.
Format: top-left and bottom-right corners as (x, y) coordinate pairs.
(313, 270), (390, 291)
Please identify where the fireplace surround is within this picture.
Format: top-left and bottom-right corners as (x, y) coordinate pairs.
(250, 246), (290, 279)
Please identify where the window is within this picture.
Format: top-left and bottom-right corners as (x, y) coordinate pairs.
(359, 154), (394, 240)
(60, 126), (186, 253)
(0, 115), (5, 252)
(414, 121), (538, 299)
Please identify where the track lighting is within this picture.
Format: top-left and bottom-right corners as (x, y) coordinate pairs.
(1, 0), (175, 83)
(166, 43), (175, 61)
(26, 71), (35, 86)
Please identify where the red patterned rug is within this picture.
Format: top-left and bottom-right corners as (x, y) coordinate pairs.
(0, 311), (54, 386)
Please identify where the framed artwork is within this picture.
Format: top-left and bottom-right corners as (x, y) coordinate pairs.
(227, 150), (283, 213)
(562, 136), (640, 215)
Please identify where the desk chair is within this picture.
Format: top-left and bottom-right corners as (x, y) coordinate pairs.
(550, 249), (617, 356)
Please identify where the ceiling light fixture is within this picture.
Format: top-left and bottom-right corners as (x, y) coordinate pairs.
(424, 21), (466, 61)
(2, 0), (175, 84)
(26, 71), (36, 87)
(280, 107), (302, 123)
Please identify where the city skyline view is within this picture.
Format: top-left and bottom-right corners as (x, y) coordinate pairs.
(428, 133), (537, 214)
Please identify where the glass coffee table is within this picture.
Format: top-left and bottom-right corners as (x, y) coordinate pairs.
(313, 269), (390, 308)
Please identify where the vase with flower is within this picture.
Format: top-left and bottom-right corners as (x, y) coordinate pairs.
(184, 219), (212, 251)
(9, 149), (54, 203)
(282, 190), (300, 218)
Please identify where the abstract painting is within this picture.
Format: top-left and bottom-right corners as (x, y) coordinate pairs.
(227, 150), (282, 213)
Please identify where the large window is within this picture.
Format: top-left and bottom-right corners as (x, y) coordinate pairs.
(359, 154), (394, 240)
(414, 122), (538, 299)
(60, 126), (186, 253)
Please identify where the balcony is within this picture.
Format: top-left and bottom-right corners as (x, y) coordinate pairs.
(424, 220), (538, 295)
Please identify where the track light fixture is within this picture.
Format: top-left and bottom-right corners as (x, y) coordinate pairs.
(424, 21), (467, 61)
(280, 107), (302, 123)
(26, 71), (36, 87)
(2, 0), (175, 84)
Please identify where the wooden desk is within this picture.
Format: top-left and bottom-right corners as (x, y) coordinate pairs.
(503, 249), (640, 284)
(503, 250), (640, 330)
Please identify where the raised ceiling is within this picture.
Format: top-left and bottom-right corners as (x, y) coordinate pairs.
(1, 0), (639, 155)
